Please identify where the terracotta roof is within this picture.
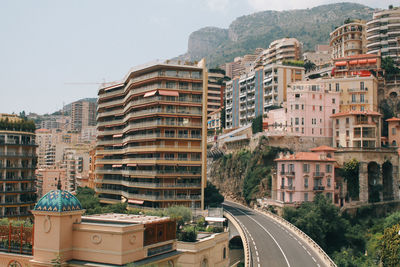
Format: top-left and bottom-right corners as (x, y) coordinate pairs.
(386, 117), (400, 122)
(275, 152), (336, 162)
(310, 145), (337, 152)
(331, 111), (381, 118)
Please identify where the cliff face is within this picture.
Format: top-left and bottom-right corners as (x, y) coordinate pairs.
(208, 138), (290, 204)
(177, 2), (374, 67)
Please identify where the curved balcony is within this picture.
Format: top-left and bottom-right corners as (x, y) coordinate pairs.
(95, 168), (200, 177)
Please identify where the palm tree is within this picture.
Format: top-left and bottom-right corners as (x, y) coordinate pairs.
(304, 60), (317, 73)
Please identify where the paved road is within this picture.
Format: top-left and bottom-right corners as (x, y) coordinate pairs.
(224, 201), (327, 267)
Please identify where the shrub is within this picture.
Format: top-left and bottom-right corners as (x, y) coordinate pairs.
(178, 225), (197, 242)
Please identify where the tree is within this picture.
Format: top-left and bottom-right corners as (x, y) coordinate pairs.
(252, 115), (263, 134)
(178, 225), (197, 242)
(378, 224), (400, 266)
(283, 194), (350, 254)
(220, 106), (226, 130)
(304, 60), (317, 73)
(204, 181), (224, 208)
(341, 159), (360, 201)
(382, 57), (400, 78)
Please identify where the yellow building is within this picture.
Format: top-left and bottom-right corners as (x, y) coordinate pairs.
(330, 20), (366, 59)
(95, 60), (208, 209)
(321, 76), (378, 112)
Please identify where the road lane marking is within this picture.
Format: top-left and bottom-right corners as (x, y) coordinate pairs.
(307, 251), (311, 256)
(312, 257), (316, 262)
(230, 206), (291, 267)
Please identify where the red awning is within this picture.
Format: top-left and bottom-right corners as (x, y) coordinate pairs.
(335, 61), (347, 66)
(112, 164), (122, 167)
(127, 163), (137, 167)
(113, 134), (123, 138)
(128, 199), (144, 205)
(349, 60), (358, 65)
(158, 90), (179, 97)
(358, 59), (368, 64)
(144, 90), (157, 97)
(367, 58), (377, 64)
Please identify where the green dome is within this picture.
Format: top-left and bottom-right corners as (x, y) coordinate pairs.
(34, 190), (82, 212)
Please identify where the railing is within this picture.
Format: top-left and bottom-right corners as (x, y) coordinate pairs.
(0, 224), (33, 255)
(313, 186), (325, 191)
(0, 165), (35, 170)
(95, 168), (200, 176)
(96, 188), (201, 200)
(313, 172), (325, 177)
(280, 186), (295, 190)
(0, 177), (35, 181)
(280, 171), (295, 176)
(96, 157), (201, 164)
(0, 153), (36, 157)
(96, 179), (201, 189)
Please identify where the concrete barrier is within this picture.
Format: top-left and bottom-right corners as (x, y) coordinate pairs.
(224, 211), (252, 267)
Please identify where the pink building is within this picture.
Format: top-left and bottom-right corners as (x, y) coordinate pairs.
(286, 80), (340, 137)
(274, 146), (336, 206)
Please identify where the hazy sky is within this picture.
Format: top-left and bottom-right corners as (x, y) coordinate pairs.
(0, 0), (394, 114)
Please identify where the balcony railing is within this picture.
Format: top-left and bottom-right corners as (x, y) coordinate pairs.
(280, 171), (295, 176)
(313, 172), (325, 177)
(96, 188), (201, 201)
(0, 153), (36, 158)
(313, 186), (325, 191)
(97, 179), (201, 189)
(280, 185), (295, 190)
(95, 168), (201, 176)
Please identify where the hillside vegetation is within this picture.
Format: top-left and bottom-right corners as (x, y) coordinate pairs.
(177, 2), (374, 67)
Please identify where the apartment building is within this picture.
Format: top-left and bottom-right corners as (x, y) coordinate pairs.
(71, 100), (97, 131)
(95, 60), (207, 209)
(207, 70), (224, 118)
(262, 38), (302, 65)
(332, 54), (381, 78)
(0, 116), (37, 218)
(386, 117), (400, 146)
(330, 20), (367, 59)
(225, 68), (264, 129)
(286, 81), (339, 138)
(225, 50), (263, 78)
(367, 7), (400, 65)
(207, 108), (221, 133)
(321, 76), (378, 112)
(263, 63), (304, 110)
(332, 111), (382, 148)
(274, 148), (336, 205)
(35, 167), (67, 197)
(303, 45), (331, 69)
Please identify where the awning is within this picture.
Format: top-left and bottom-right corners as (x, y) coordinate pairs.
(158, 90), (179, 97)
(113, 134), (123, 138)
(368, 58), (377, 64)
(205, 217), (226, 222)
(112, 164), (122, 167)
(128, 199), (144, 204)
(358, 59), (368, 64)
(127, 163), (137, 167)
(144, 90), (157, 97)
(113, 144), (123, 147)
(335, 61), (347, 66)
(349, 60), (358, 65)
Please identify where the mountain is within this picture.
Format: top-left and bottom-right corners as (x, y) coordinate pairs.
(177, 2), (375, 67)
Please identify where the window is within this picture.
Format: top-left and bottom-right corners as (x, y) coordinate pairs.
(289, 193), (293, 202)
(316, 164), (320, 173)
(304, 177), (309, 188)
(346, 118), (350, 124)
(327, 178), (331, 188)
(326, 164), (332, 173)
(332, 98), (336, 104)
(392, 127), (396, 135)
(335, 83), (340, 92)
(329, 84), (332, 91)
(346, 130), (349, 137)
(332, 109), (336, 114)
(302, 104), (304, 110)
(336, 131), (339, 137)
(295, 118), (299, 125)
(336, 119), (339, 125)
(295, 104), (299, 110)
(360, 82), (364, 90)
(304, 193), (309, 201)
(223, 247), (226, 259)
(360, 94), (365, 103)
(319, 106), (323, 111)
(303, 164), (310, 173)
(301, 118), (304, 125)
(351, 94), (356, 103)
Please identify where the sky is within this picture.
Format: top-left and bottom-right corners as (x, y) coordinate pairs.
(0, 0), (395, 115)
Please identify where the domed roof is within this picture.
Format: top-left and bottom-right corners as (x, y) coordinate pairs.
(34, 190), (82, 212)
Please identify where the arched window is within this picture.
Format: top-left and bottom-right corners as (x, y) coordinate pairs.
(201, 258), (209, 267)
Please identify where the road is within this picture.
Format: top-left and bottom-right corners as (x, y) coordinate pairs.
(224, 201), (328, 267)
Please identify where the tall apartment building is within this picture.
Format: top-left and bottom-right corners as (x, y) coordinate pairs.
(225, 48), (263, 78)
(286, 81), (340, 138)
(226, 68), (264, 128)
(262, 38), (302, 65)
(36, 129), (53, 168)
(330, 20), (367, 59)
(207, 70), (224, 118)
(95, 60), (207, 209)
(367, 7), (400, 65)
(321, 76), (378, 112)
(71, 100), (96, 131)
(225, 63), (304, 129)
(263, 63), (305, 110)
(0, 115), (37, 218)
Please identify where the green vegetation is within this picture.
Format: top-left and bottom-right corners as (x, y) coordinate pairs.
(283, 195), (400, 266)
(339, 159), (360, 201)
(204, 181), (224, 208)
(178, 225), (198, 242)
(0, 117), (36, 133)
(0, 218), (32, 227)
(251, 115), (263, 134)
(304, 60), (317, 73)
(282, 60), (304, 68)
(382, 57), (400, 78)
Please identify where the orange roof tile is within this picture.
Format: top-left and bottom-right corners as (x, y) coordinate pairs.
(386, 117), (400, 122)
(331, 110), (381, 118)
(275, 152), (336, 162)
(310, 145), (337, 152)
